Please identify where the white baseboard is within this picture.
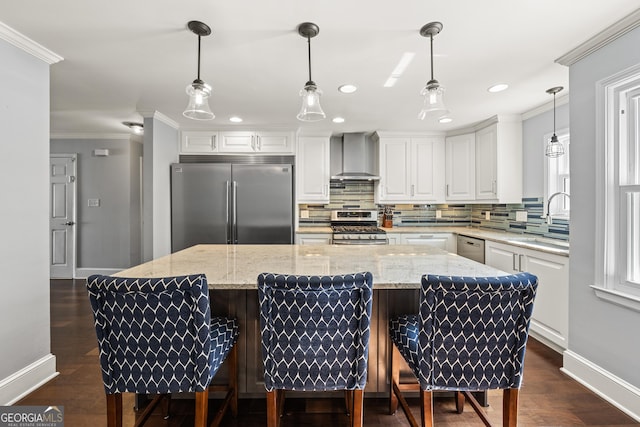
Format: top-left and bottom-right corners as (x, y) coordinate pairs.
(75, 268), (121, 279)
(562, 350), (640, 422)
(0, 354), (58, 405)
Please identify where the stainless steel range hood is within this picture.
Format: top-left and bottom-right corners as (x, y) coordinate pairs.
(330, 133), (380, 181)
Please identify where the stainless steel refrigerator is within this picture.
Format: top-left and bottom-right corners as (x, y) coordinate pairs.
(171, 161), (293, 252)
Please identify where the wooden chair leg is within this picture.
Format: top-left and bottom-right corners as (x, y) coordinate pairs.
(351, 389), (364, 427)
(228, 345), (239, 417)
(344, 390), (353, 416)
(503, 388), (519, 427)
(420, 389), (433, 427)
(266, 390), (279, 427)
(389, 345), (401, 415)
(163, 394), (172, 420)
(106, 393), (123, 427)
(194, 390), (209, 427)
(455, 391), (465, 414)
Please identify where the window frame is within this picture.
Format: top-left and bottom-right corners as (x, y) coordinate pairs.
(592, 63), (640, 311)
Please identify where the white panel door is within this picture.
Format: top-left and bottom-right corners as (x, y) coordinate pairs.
(378, 138), (411, 201)
(412, 137), (445, 202)
(475, 124), (498, 200)
(50, 154), (76, 278)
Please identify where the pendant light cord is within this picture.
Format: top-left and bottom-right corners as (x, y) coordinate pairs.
(306, 36), (312, 83)
(553, 92), (557, 135)
(430, 34), (434, 81)
(197, 35), (201, 81)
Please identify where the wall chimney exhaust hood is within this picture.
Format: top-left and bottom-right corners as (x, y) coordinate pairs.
(330, 133), (380, 181)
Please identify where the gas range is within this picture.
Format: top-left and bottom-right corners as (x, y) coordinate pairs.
(330, 210), (388, 245)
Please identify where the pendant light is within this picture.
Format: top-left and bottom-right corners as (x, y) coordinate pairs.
(183, 21), (214, 120)
(296, 22), (326, 122)
(545, 86), (565, 157)
(418, 22), (449, 121)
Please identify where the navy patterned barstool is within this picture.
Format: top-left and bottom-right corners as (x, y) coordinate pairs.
(87, 274), (239, 427)
(258, 272), (373, 427)
(389, 273), (538, 427)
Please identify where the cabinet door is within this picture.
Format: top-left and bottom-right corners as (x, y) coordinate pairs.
(385, 233), (401, 245)
(445, 133), (475, 201)
(378, 138), (411, 202)
(219, 131), (255, 153)
(255, 131), (293, 153)
(412, 137), (445, 202)
(520, 249), (569, 350)
(297, 136), (330, 203)
(181, 131), (218, 153)
(475, 124), (498, 200)
(485, 241), (519, 273)
(401, 233), (449, 250)
(296, 234), (332, 245)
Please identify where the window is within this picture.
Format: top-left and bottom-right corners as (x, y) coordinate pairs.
(593, 64), (640, 309)
(545, 130), (570, 218)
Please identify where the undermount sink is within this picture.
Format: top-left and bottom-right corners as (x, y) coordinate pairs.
(505, 237), (570, 251)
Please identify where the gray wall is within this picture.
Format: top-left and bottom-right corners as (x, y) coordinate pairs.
(142, 115), (178, 261)
(50, 137), (142, 271)
(0, 39), (54, 401)
(522, 102), (569, 198)
(569, 26), (640, 387)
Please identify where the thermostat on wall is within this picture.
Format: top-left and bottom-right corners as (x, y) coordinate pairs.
(93, 148), (110, 157)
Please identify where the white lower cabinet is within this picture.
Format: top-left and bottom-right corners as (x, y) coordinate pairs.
(390, 232), (456, 252)
(385, 233), (401, 245)
(485, 240), (569, 351)
(296, 233), (332, 245)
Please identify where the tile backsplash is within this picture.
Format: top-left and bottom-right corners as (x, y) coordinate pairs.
(298, 181), (569, 241)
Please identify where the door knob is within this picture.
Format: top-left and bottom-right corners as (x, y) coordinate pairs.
(64, 221), (76, 226)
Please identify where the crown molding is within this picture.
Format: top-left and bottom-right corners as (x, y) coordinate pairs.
(50, 133), (131, 140)
(556, 9), (640, 66)
(139, 110), (180, 130)
(0, 21), (63, 64)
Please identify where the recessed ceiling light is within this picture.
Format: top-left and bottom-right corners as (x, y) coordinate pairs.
(332, 117), (345, 123)
(338, 84), (357, 94)
(229, 116), (243, 123)
(439, 117), (453, 124)
(488, 83), (509, 93)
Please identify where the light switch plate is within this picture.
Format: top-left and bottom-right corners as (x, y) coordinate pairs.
(300, 210), (309, 219)
(485, 211), (491, 220)
(435, 210), (442, 219)
(516, 210), (528, 222)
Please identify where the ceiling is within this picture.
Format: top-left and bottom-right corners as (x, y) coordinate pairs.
(1, 1), (639, 136)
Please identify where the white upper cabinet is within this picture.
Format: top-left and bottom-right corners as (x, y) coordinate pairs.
(297, 136), (330, 203)
(374, 133), (445, 204)
(181, 130), (294, 154)
(219, 131), (294, 153)
(445, 133), (475, 201)
(180, 131), (219, 153)
(475, 118), (522, 203)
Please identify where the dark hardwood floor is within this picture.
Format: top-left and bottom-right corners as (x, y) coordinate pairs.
(16, 279), (639, 426)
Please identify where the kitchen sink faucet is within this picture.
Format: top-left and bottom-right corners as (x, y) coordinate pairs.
(543, 192), (570, 225)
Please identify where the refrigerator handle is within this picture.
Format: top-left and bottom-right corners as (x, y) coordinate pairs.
(225, 181), (231, 244)
(232, 181), (238, 244)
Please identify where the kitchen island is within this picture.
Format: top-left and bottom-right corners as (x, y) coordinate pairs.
(116, 244), (506, 397)
(116, 244), (504, 288)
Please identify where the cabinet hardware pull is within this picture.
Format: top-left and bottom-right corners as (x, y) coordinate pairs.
(513, 254), (518, 271)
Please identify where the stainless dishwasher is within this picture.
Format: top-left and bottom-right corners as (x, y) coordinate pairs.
(457, 235), (485, 263)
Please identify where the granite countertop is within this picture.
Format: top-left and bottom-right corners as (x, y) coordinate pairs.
(297, 225), (569, 256)
(115, 244), (506, 290)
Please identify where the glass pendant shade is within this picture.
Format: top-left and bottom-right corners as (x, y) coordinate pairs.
(418, 81), (449, 120)
(545, 134), (565, 157)
(183, 79), (214, 120)
(297, 83), (325, 121)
